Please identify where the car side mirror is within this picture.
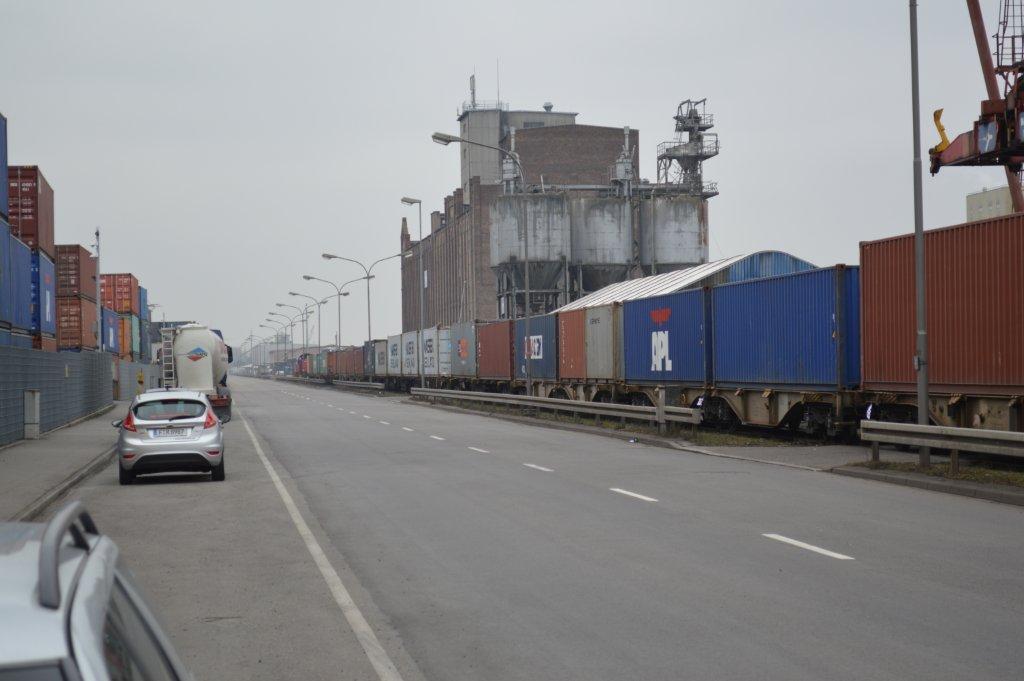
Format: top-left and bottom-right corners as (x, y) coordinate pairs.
(111, 419), (123, 428)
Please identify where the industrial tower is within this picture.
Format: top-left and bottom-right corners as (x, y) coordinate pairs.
(656, 99), (719, 199)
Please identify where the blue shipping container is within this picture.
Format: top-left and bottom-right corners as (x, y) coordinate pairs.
(514, 314), (558, 380)
(623, 288), (708, 384)
(138, 285), (148, 321)
(711, 266), (860, 390)
(101, 307), (120, 354)
(9, 234), (32, 331)
(30, 251), (56, 335)
(0, 112), (8, 220)
(10, 330), (32, 349)
(0, 221), (11, 325)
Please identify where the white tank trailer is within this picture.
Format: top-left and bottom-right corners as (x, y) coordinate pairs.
(161, 324), (234, 420)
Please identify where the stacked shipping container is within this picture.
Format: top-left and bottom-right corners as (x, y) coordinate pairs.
(7, 166), (55, 258)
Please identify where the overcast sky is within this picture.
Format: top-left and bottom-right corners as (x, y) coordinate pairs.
(2, 1), (1010, 348)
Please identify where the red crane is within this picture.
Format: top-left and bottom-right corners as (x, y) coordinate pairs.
(930, 0), (1024, 212)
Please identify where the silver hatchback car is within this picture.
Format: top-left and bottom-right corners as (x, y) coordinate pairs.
(114, 390), (226, 485)
(0, 501), (192, 679)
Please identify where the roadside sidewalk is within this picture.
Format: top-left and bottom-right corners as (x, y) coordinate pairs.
(0, 402), (125, 520)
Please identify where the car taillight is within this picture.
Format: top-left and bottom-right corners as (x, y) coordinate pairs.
(123, 412), (137, 432)
(204, 410), (218, 429)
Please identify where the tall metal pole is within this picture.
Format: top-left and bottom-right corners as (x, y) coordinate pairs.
(417, 201), (425, 389)
(336, 290), (341, 347)
(94, 228), (101, 351)
(366, 277), (372, 342)
(910, 0), (930, 466)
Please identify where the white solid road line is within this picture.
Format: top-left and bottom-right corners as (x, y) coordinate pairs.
(762, 533), (855, 560)
(610, 488), (659, 503)
(402, 427), (414, 432)
(430, 435), (445, 441)
(380, 421), (390, 425)
(240, 414), (405, 681)
(467, 446), (489, 453)
(523, 463), (554, 472)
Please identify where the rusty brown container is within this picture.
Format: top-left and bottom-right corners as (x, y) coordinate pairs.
(57, 295), (98, 349)
(477, 320), (513, 380)
(32, 334), (57, 352)
(100, 273), (140, 315)
(557, 309), (586, 379)
(56, 244), (98, 299)
(860, 214), (1024, 395)
(8, 166), (55, 258)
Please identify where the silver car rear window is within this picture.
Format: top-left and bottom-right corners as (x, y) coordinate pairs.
(133, 400), (206, 421)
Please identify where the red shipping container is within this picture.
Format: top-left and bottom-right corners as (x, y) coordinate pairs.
(327, 350), (340, 376)
(56, 245), (98, 299)
(7, 166), (55, 258)
(557, 309), (587, 379)
(477, 320), (514, 380)
(57, 295), (98, 349)
(100, 273), (140, 315)
(32, 334), (57, 352)
(860, 214), (1024, 395)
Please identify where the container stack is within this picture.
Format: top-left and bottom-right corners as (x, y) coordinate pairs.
(101, 273), (143, 360)
(55, 244), (100, 351)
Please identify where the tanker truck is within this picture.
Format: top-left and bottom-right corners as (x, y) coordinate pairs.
(159, 324), (234, 421)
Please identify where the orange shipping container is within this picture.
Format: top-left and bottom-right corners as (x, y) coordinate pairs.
(118, 317), (133, 359)
(100, 273), (140, 315)
(860, 214), (1024, 395)
(57, 295), (98, 349)
(477, 320), (514, 380)
(557, 309), (587, 379)
(33, 334), (57, 352)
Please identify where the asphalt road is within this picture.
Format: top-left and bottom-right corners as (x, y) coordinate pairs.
(76, 377), (1024, 680)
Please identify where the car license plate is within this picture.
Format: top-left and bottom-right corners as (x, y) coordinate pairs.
(153, 428), (188, 438)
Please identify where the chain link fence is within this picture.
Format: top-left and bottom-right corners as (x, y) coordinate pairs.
(0, 348), (114, 446)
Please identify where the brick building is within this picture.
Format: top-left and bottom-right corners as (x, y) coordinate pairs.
(511, 125), (639, 186)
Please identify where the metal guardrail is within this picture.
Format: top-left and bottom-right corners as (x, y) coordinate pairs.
(273, 375), (384, 390)
(411, 388), (702, 430)
(860, 420), (1024, 473)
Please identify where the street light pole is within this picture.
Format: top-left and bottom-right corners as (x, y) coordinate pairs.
(304, 275), (358, 347)
(402, 197), (426, 389)
(277, 303), (307, 357)
(431, 132), (531, 393)
(290, 292), (325, 353)
(909, 0), (930, 466)
(322, 252), (407, 342)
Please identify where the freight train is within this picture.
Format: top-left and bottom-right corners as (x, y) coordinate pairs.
(290, 215), (1024, 435)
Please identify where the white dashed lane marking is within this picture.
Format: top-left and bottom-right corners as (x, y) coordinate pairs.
(467, 447), (489, 454)
(523, 463), (553, 472)
(762, 534), (854, 560)
(430, 435), (445, 441)
(402, 427), (414, 432)
(610, 488), (658, 503)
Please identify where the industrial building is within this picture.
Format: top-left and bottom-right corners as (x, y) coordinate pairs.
(401, 88), (720, 331)
(966, 185), (1013, 221)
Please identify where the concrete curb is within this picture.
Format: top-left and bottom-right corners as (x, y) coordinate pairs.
(407, 398), (824, 472)
(833, 466), (1024, 508)
(12, 445), (117, 521)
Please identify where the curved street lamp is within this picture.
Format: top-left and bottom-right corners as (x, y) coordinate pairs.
(303, 274), (359, 347)
(321, 252), (411, 341)
(433, 130), (531, 393)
